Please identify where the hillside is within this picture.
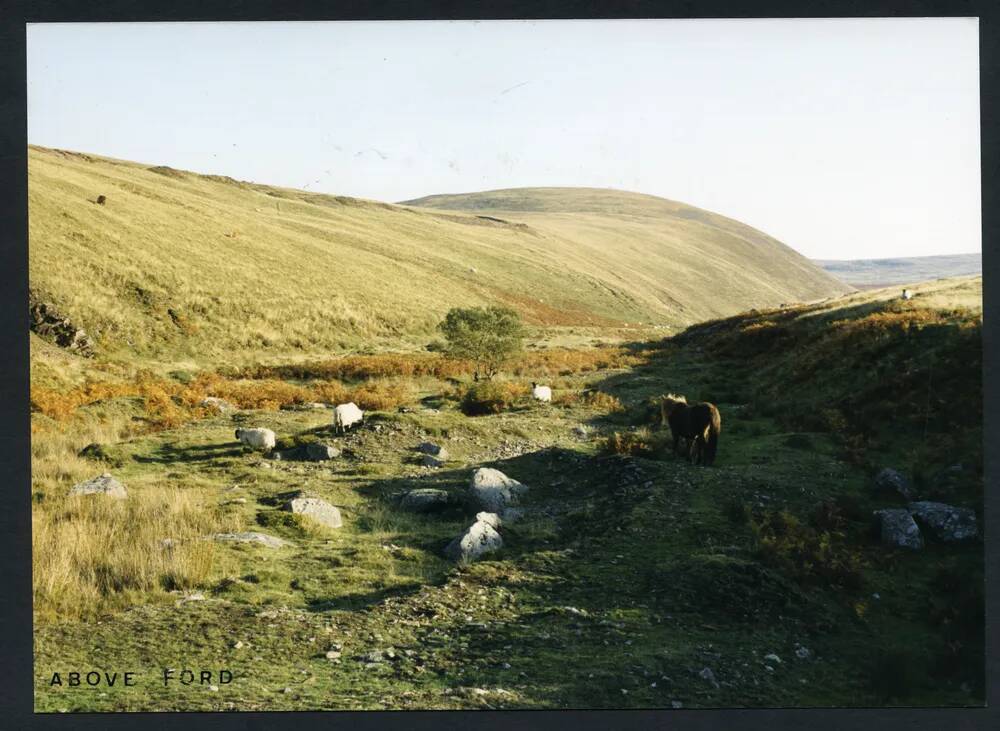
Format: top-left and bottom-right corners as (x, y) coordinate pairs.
(815, 253), (982, 288)
(28, 147), (850, 373)
(32, 276), (982, 710)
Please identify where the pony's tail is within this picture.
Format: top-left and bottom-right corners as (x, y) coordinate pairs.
(704, 406), (722, 465)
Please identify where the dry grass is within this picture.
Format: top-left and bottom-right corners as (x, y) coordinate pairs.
(31, 408), (240, 621)
(28, 145), (849, 365)
(32, 486), (238, 622)
(601, 427), (662, 457)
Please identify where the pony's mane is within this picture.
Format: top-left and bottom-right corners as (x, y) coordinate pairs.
(663, 393), (687, 404)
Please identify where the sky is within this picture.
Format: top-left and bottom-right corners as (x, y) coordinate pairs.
(27, 19), (981, 260)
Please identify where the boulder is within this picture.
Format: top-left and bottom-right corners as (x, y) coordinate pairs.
(422, 454), (446, 468)
(469, 467), (528, 514)
(282, 493), (343, 529)
(69, 473), (127, 499)
(444, 518), (503, 562)
(908, 501), (978, 542)
(28, 291), (95, 357)
(400, 488), (451, 512)
(212, 532), (289, 548)
(305, 442), (341, 461)
(873, 468), (915, 500)
(873, 509), (923, 550)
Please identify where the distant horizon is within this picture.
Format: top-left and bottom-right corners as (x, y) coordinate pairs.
(27, 19), (981, 260)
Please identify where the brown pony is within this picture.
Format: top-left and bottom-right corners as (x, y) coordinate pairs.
(660, 394), (722, 466)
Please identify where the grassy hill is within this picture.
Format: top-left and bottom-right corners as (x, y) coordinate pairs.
(31, 276), (982, 710)
(29, 147), (850, 375)
(815, 253), (982, 288)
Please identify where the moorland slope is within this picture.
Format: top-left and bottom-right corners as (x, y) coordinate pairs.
(29, 147), (850, 372)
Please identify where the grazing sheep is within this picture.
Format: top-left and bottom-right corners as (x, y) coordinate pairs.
(901, 288), (913, 300)
(96, 195), (106, 205)
(333, 402), (364, 434)
(235, 427), (276, 451)
(531, 383), (552, 403)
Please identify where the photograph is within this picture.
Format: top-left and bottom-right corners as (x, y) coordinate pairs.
(25, 18), (984, 712)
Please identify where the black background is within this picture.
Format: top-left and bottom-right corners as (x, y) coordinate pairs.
(1, 2), (996, 729)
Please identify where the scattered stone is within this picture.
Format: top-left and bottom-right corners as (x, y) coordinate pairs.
(212, 532), (290, 548)
(764, 653), (782, 664)
(698, 667), (719, 688)
(29, 291), (95, 356)
(417, 442), (450, 459)
(232, 641), (244, 650)
(281, 494), (342, 529)
(69, 473), (127, 499)
(159, 538), (176, 550)
(444, 518), (503, 562)
(573, 425), (589, 437)
(795, 647), (812, 660)
(908, 501), (978, 542)
(178, 591), (206, 604)
(325, 650), (342, 660)
(359, 650), (384, 664)
(873, 509), (923, 550)
(305, 442), (341, 461)
(399, 488), (451, 513)
(671, 701), (683, 709)
(422, 455), (446, 468)
(470, 467), (528, 514)
(209, 685), (219, 692)
(874, 467), (915, 500)
(200, 397), (235, 413)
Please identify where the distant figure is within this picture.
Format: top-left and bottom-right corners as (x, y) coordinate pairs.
(660, 393), (722, 466)
(902, 289), (913, 300)
(95, 195), (106, 205)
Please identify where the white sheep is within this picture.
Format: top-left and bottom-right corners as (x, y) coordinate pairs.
(531, 382), (552, 403)
(333, 402), (364, 434)
(235, 427), (276, 451)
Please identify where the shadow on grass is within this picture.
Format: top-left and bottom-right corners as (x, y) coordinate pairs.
(132, 441), (245, 463)
(306, 582), (426, 612)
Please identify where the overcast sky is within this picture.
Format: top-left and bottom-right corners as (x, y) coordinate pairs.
(27, 19), (980, 260)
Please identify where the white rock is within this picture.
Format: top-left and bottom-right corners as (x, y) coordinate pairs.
(764, 653), (782, 664)
(69, 473), (128, 499)
(444, 519), (503, 562)
(908, 501), (978, 542)
(212, 532), (290, 548)
(283, 494), (343, 529)
(470, 468), (528, 513)
(874, 509), (923, 550)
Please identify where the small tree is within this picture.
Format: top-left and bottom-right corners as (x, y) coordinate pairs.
(438, 306), (525, 381)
